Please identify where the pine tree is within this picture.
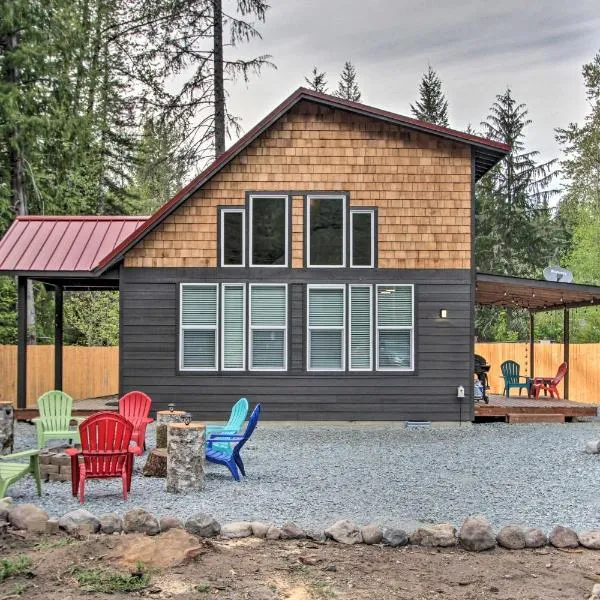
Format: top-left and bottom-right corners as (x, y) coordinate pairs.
(410, 66), (449, 126)
(334, 61), (361, 102)
(304, 67), (328, 93)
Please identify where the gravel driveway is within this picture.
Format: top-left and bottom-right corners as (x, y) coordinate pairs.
(8, 421), (600, 531)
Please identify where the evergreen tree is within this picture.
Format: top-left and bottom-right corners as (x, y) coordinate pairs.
(410, 65), (449, 126)
(334, 61), (361, 102)
(304, 67), (328, 93)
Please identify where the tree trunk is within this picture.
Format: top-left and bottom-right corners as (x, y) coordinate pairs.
(143, 448), (167, 477)
(166, 422), (205, 493)
(213, 0), (225, 157)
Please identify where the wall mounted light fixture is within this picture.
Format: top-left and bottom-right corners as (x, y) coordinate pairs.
(440, 309), (448, 319)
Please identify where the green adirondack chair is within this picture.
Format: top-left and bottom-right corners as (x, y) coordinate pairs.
(206, 397), (249, 452)
(33, 390), (85, 449)
(500, 360), (531, 397)
(0, 449), (42, 497)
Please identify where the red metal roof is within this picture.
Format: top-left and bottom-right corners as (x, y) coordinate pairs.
(0, 216), (147, 274)
(97, 87), (510, 273)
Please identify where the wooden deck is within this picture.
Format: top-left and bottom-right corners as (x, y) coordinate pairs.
(475, 394), (599, 422)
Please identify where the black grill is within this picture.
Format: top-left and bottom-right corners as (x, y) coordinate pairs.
(474, 354), (490, 404)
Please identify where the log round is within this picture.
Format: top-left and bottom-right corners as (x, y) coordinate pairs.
(143, 448), (168, 477)
(156, 410), (186, 449)
(166, 422), (205, 493)
(0, 403), (14, 455)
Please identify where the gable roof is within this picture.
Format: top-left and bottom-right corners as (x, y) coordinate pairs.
(0, 215), (147, 275)
(96, 87), (510, 273)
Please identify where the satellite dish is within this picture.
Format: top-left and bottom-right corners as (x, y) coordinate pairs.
(543, 266), (573, 283)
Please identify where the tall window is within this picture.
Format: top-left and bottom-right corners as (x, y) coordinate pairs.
(249, 284), (288, 370)
(307, 285), (345, 371)
(349, 285), (372, 370)
(180, 284), (218, 371)
(376, 285), (414, 371)
(220, 209), (245, 267)
(307, 195), (346, 267)
(221, 284), (245, 370)
(249, 195), (288, 267)
(350, 210), (374, 268)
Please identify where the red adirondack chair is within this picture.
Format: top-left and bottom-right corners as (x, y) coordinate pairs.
(66, 412), (141, 503)
(532, 362), (568, 400)
(118, 391), (154, 450)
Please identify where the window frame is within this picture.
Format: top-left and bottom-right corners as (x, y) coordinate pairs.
(179, 283), (219, 372)
(306, 283), (346, 372)
(220, 283), (246, 371)
(220, 208), (246, 268)
(348, 284), (373, 371)
(248, 283), (288, 372)
(248, 194), (289, 268)
(375, 284), (415, 372)
(306, 194), (347, 268)
(349, 209), (375, 268)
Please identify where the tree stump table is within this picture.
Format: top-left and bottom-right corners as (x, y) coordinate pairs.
(143, 448), (167, 477)
(0, 403), (14, 455)
(166, 422), (205, 493)
(156, 410), (186, 449)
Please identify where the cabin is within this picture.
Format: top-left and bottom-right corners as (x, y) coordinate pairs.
(0, 88), (515, 421)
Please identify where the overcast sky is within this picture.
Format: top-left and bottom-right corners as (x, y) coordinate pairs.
(227, 0), (600, 171)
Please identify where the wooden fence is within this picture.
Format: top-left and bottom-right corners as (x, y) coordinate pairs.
(0, 343), (599, 407)
(476, 342), (600, 404)
(0, 345), (119, 407)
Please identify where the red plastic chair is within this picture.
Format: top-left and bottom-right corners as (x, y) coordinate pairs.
(118, 391), (154, 450)
(66, 412), (141, 504)
(532, 362), (568, 400)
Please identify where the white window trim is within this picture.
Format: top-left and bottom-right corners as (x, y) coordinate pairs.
(179, 283), (218, 372)
(349, 209), (375, 268)
(349, 284), (373, 371)
(248, 194), (289, 268)
(375, 284), (415, 372)
(306, 194), (347, 268)
(220, 208), (246, 267)
(248, 283), (288, 371)
(220, 283), (246, 371)
(307, 284), (346, 372)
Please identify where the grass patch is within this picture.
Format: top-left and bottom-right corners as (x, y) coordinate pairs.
(0, 555), (32, 583)
(74, 567), (150, 594)
(309, 580), (337, 598)
(5, 582), (29, 596)
(34, 537), (74, 551)
(195, 582), (211, 593)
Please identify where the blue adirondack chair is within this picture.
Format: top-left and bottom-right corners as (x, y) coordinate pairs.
(206, 404), (261, 481)
(205, 397), (249, 452)
(500, 360), (531, 397)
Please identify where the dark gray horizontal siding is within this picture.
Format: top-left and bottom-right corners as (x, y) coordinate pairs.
(120, 267), (474, 421)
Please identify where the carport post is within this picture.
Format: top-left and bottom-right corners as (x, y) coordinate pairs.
(54, 285), (63, 391)
(529, 310), (535, 379)
(17, 276), (27, 409)
(563, 308), (570, 399)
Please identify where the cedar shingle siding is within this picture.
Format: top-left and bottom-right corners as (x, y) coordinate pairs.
(124, 101), (472, 270)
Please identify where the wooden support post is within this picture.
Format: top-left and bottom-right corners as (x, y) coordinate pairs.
(529, 311), (535, 379)
(166, 422), (205, 493)
(17, 277), (27, 409)
(564, 308), (570, 399)
(54, 285), (63, 391)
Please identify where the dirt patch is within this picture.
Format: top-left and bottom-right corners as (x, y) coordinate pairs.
(0, 530), (597, 599)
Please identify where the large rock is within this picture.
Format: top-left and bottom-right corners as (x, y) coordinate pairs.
(122, 508), (160, 536)
(250, 522), (270, 538)
(221, 522), (253, 539)
(59, 509), (100, 535)
(361, 524), (383, 545)
(325, 520), (363, 545)
(100, 513), (122, 535)
(459, 516), (495, 552)
(524, 527), (547, 548)
(280, 522), (306, 539)
(185, 513), (221, 538)
(382, 527), (408, 547)
(496, 525), (526, 550)
(265, 525), (281, 540)
(9, 504), (49, 533)
(410, 524), (456, 548)
(585, 440), (600, 454)
(306, 529), (326, 542)
(160, 516), (182, 532)
(578, 530), (600, 549)
(549, 525), (578, 549)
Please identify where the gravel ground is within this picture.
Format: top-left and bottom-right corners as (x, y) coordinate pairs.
(8, 420), (600, 531)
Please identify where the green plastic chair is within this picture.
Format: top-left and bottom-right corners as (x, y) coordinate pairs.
(500, 360), (531, 397)
(0, 449), (42, 497)
(33, 391), (85, 449)
(206, 397), (249, 452)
